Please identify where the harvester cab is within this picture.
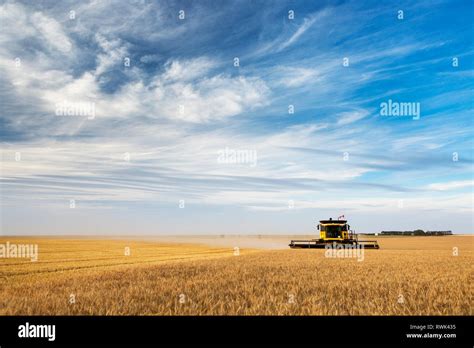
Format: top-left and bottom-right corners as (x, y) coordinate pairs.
(289, 217), (380, 249)
(318, 218), (350, 241)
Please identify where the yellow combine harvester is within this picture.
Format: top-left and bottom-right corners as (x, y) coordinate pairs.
(289, 217), (380, 249)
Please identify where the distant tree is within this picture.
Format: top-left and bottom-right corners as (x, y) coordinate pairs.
(413, 229), (425, 236)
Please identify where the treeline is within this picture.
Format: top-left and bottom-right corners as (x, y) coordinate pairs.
(380, 230), (453, 236)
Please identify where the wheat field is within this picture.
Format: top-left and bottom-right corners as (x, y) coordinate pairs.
(0, 236), (472, 315)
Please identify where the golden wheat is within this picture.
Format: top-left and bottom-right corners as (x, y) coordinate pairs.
(0, 236), (471, 315)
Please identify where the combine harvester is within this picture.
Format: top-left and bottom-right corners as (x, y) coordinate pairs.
(289, 217), (380, 249)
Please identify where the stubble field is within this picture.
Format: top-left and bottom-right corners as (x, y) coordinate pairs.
(0, 236), (472, 315)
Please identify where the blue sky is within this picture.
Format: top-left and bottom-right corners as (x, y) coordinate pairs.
(0, 0), (473, 234)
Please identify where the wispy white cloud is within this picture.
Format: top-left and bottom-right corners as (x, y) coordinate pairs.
(94, 33), (129, 75)
(250, 7), (333, 57)
(277, 14), (319, 51)
(31, 12), (72, 53)
(161, 58), (216, 82)
(272, 66), (321, 87)
(427, 180), (474, 191)
(336, 111), (369, 126)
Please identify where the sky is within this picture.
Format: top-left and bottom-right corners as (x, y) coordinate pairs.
(0, 0), (473, 235)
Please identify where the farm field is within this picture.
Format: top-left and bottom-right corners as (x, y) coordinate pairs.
(0, 236), (472, 315)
